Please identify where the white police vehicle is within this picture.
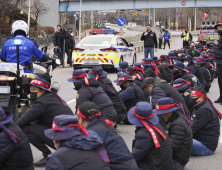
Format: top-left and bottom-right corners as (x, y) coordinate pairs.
(72, 29), (136, 69)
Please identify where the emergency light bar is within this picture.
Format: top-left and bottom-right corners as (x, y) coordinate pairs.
(90, 29), (119, 35)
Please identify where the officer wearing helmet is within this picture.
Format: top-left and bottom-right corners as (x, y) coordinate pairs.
(0, 20), (50, 73)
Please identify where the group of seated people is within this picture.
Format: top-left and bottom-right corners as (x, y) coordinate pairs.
(0, 43), (220, 170)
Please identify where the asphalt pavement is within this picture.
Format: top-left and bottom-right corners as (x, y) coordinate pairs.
(33, 29), (222, 170)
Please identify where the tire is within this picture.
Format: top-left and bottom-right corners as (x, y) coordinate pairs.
(4, 97), (22, 122)
(133, 53), (137, 64)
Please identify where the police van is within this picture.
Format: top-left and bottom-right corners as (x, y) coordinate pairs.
(72, 29), (136, 69)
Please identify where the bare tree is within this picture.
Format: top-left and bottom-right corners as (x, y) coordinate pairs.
(198, 7), (211, 20)
(31, 0), (49, 31)
(0, 0), (11, 36)
(9, 0), (20, 24)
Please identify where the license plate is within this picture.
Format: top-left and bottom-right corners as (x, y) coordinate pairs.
(84, 59), (99, 64)
(0, 86), (10, 94)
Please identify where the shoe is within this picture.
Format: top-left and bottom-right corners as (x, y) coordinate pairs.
(34, 157), (47, 167)
(214, 97), (222, 103)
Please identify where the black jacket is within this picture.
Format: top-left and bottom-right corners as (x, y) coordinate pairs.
(159, 112), (192, 165)
(53, 31), (70, 49)
(0, 123), (34, 170)
(141, 30), (157, 48)
(157, 64), (168, 82)
(198, 65), (211, 87)
(191, 100), (220, 151)
(87, 119), (138, 170)
(161, 62), (173, 83)
(144, 66), (156, 78)
(46, 136), (110, 170)
(214, 38), (222, 65)
(98, 77), (127, 121)
(53, 31), (60, 46)
(132, 123), (173, 170)
(75, 78), (118, 122)
(151, 77), (190, 115)
(68, 35), (75, 49)
(173, 71), (194, 87)
(188, 63), (206, 87)
(16, 92), (73, 128)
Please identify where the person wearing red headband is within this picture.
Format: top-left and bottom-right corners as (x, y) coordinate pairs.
(128, 102), (173, 170)
(141, 58), (159, 78)
(190, 87), (220, 156)
(16, 77), (73, 167)
(77, 101), (138, 170)
(44, 115), (110, 170)
(154, 97), (193, 170)
(159, 55), (174, 83)
(68, 69), (118, 124)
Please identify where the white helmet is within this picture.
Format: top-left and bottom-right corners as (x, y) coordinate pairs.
(12, 20), (29, 36)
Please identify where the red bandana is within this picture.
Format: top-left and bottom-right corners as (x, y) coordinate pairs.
(141, 61), (160, 76)
(133, 107), (166, 148)
(191, 90), (222, 119)
(173, 80), (191, 88)
(72, 73), (87, 79)
(30, 80), (50, 89)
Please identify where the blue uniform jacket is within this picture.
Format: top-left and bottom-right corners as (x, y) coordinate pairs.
(163, 33), (171, 41)
(0, 35), (44, 66)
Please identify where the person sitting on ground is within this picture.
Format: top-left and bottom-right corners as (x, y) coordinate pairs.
(88, 66), (127, 124)
(152, 56), (169, 82)
(117, 61), (129, 73)
(173, 61), (194, 87)
(0, 107), (34, 170)
(159, 55), (174, 83)
(190, 87), (221, 156)
(45, 115), (110, 170)
(142, 77), (190, 115)
(114, 73), (145, 124)
(16, 77), (73, 167)
(154, 97), (193, 170)
(141, 58), (160, 78)
(133, 63), (145, 76)
(193, 57), (211, 93)
(77, 101), (138, 170)
(184, 66), (202, 88)
(183, 55), (206, 87)
(128, 101), (173, 170)
(67, 69), (118, 124)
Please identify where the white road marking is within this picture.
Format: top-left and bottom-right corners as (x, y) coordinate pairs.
(67, 98), (76, 105)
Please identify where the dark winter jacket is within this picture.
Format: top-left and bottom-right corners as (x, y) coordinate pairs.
(214, 38), (222, 65)
(132, 123), (173, 170)
(53, 31), (60, 46)
(141, 30), (158, 48)
(144, 66), (156, 78)
(120, 83), (145, 111)
(159, 111), (192, 165)
(53, 31), (70, 49)
(198, 65), (211, 87)
(86, 118), (138, 170)
(0, 123), (34, 170)
(75, 78), (118, 122)
(68, 35), (75, 49)
(151, 77), (190, 114)
(16, 92), (73, 128)
(202, 63), (215, 82)
(46, 136), (110, 170)
(157, 64), (168, 82)
(98, 77), (127, 120)
(173, 71), (194, 87)
(161, 62), (173, 83)
(191, 100), (220, 151)
(188, 63), (206, 87)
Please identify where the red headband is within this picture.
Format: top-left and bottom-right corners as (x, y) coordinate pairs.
(196, 58), (204, 62)
(141, 61), (160, 76)
(133, 107), (166, 148)
(77, 108), (114, 126)
(91, 70), (103, 80)
(191, 90), (222, 119)
(0, 114), (6, 120)
(173, 80), (191, 88)
(128, 71), (142, 81)
(133, 65), (145, 75)
(118, 77), (130, 81)
(30, 80), (50, 89)
(72, 73), (87, 79)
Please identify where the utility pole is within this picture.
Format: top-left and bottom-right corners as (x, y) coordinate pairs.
(149, 8), (150, 24)
(153, 8), (155, 27)
(79, 0), (82, 41)
(194, 8), (197, 31)
(27, 0), (31, 37)
(169, 9), (170, 30)
(176, 8), (178, 31)
(91, 11), (93, 30)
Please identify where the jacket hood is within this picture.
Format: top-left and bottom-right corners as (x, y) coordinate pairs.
(61, 135), (101, 151)
(153, 77), (167, 87)
(75, 77), (100, 90)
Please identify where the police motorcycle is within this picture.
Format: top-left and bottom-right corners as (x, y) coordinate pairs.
(0, 39), (61, 122)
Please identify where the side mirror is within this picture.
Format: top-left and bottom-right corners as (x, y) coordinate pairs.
(129, 43), (134, 47)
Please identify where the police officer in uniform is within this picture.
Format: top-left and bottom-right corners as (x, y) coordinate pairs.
(181, 29), (193, 48)
(0, 20), (50, 73)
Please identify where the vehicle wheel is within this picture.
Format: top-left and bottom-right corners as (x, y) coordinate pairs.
(133, 53), (137, 64)
(4, 97), (22, 122)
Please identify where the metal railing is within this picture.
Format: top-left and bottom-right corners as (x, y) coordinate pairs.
(131, 41), (144, 53)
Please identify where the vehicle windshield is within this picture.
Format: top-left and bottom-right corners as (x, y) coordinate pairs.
(80, 36), (113, 45)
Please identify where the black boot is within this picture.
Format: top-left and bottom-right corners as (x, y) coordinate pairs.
(215, 97), (222, 103)
(34, 157), (47, 167)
